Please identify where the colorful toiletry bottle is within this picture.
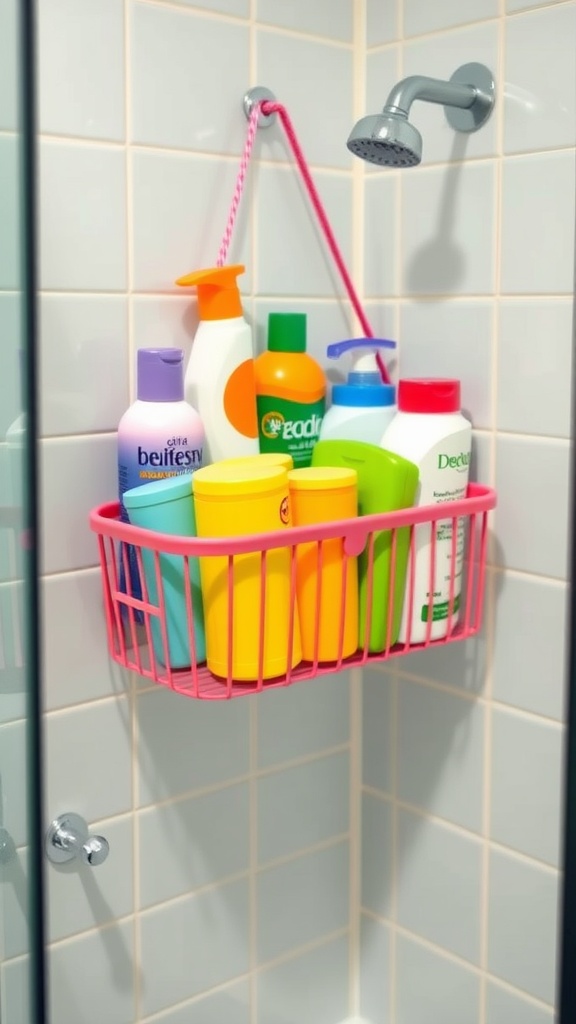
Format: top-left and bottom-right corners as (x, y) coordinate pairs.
(118, 348), (205, 607)
(288, 467), (359, 663)
(123, 474), (206, 670)
(176, 264), (259, 463)
(254, 313), (326, 469)
(192, 463), (302, 681)
(381, 378), (471, 644)
(312, 439), (419, 653)
(320, 338), (397, 446)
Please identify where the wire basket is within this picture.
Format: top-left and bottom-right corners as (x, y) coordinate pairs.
(89, 484), (496, 700)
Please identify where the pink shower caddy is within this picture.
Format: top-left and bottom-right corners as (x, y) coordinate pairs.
(89, 483), (495, 701)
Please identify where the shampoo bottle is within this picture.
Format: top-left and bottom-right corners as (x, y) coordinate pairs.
(118, 348), (205, 608)
(381, 378), (472, 644)
(254, 313), (326, 469)
(176, 264), (259, 463)
(320, 338), (397, 446)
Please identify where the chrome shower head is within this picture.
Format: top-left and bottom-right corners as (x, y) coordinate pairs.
(348, 62), (495, 169)
(347, 111), (422, 168)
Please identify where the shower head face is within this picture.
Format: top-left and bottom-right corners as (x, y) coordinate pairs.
(347, 111), (423, 168)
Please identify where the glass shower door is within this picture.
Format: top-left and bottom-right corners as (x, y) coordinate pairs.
(0, 0), (45, 1020)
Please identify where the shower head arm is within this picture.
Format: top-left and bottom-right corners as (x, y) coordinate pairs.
(384, 74), (478, 118)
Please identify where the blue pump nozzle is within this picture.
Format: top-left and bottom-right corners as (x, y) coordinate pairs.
(327, 338), (397, 409)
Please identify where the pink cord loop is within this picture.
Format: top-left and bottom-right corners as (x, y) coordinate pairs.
(217, 96), (392, 385)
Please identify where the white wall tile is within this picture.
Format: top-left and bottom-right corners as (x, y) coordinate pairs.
(364, 46), (401, 176)
(497, 300), (573, 438)
(131, 3), (249, 154)
(361, 792), (393, 918)
(404, 0), (498, 37)
(490, 708), (563, 866)
(137, 688), (250, 805)
(495, 436), (570, 579)
(0, 0), (18, 130)
(46, 815), (134, 942)
(43, 570), (125, 712)
(504, 3), (576, 153)
(139, 878), (249, 1017)
(147, 978), (249, 1024)
(0, 292), (21, 437)
(402, 23), (500, 166)
(364, 174), (399, 296)
(147, 981), (250, 1024)
(396, 934), (481, 1024)
(397, 678), (485, 831)
(39, 141), (127, 291)
(257, 0), (353, 41)
(397, 811), (482, 963)
(40, 434), (118, 575)
(362, 667), (394, 793)
(138, 782), (249, 908)
(507, 0), (567, 9)
(1, 847), (29, 959)
(256, 937), (350, 1024)
(40, 296), (129, 437)
(44, 697), (132, 823)
(38, 0), (125, 141)
(500, 152), (576, 295)
(492, 572), (567, 721)
(0, 136), (20, 290)
(256, 30), (353, 169)
(152, 0), (249, 14)
(0, 720), (28, 846)
(488, 849), (559, 1003)
(257, 671), (350, 768)
(257, 842), (349, 963)
(132, 296), (199, 363)
(258, 752), (349, 864)
(131, 150), (250, 292)
(360, 914), (390, 1024)
(366, 0), (399, 46)
(49, 921), (136, 1024)
(401, 161), (496, 295)
(486, 981), (554, 1024)
(256, 166), (352, 296)
(399, 300), (493, 428)
(1, 956), (32, 1024)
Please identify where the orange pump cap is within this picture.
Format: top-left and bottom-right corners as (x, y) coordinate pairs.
(175, 264), (245, 320)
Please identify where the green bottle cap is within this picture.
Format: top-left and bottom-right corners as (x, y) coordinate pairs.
(267, 312), (307, 353)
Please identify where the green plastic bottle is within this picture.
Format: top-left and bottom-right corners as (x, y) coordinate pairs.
(254, 313), (326, 469)
(312, 439), (419, 652)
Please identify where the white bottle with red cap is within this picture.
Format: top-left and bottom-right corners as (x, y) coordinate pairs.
(380, 378), (472, 644)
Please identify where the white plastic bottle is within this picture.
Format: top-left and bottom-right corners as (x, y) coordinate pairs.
(176, 264), (259, 463)
(381, 378), (472, 644)
(118, 348), (205, 606)
(320, 338), (397, 445)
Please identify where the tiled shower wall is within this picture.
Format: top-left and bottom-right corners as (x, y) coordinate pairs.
(34, 1), (361, 1023)
(360, 0), (575, 1022)
(1, 0), (574, 1022)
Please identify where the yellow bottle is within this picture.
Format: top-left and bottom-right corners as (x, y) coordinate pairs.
(288, 467), (359, 662)
(192, 463), (302, 681)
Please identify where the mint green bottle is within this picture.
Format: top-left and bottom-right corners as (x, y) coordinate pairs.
(312, 439), (419, 652)
(254, 313), (326, 469)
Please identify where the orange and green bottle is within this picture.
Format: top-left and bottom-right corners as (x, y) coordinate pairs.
(254, 313), (326, 469)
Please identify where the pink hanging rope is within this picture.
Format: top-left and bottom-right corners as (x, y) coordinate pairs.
(217, 98), (392, 385)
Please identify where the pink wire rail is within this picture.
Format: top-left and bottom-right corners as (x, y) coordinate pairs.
(90, 485), (496, 701)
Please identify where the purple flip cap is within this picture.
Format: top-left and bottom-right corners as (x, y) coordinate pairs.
(137, 348), (185, 402)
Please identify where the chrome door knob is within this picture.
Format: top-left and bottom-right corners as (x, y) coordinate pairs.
(45, 813), (110, 867)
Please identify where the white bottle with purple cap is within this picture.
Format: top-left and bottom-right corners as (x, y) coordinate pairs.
(118, 348), (205, 609)
(319, 338), (397, 446)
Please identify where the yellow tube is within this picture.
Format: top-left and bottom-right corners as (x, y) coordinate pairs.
(288, 467), (359, 662)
